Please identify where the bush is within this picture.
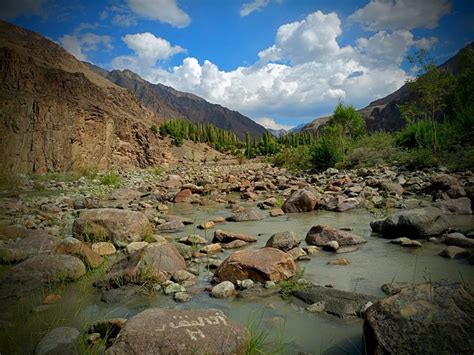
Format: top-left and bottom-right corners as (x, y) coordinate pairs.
(272, 146), (311, 171)
(150, 125), (159, 135)
(310, 137), (343, 172)
(398, 148), (438, 170)
(99, 171), (122, 187)
(396, 120), (433, 149)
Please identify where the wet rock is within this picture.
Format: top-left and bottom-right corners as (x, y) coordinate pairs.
(156, 220), (185, 232)
(269, 208), (285, 217)
(201, 243), (222, 254)
(179, 234), (207, 245)
(35, 327), (80, 355)
(287, 247), (307, 260)
(72, 208), (151, 247)
(213, 230), (257, 243)
(164, 282), (186, 295)
(293, 285), (377, 318)
(237, 279), (254, 289)
(92, 242), (116, 256)
(445, 233), (474, 248)
(370, 207), (449, 238)
(214, 247), (296, 284)
(439, 246), (469, 259)
(227, 208), (264, 222)
(328, 257), (351, 266)
(336, 198), (359, 212)
(380, 282), (410, 296)
(307, 302), (326, 313)
(306, 225), (367, 248)
(323, 240), (340, 251)
(1, 255), (86, 298)
(125, 241), (149, 254)
(100, 242), (186, 286)
(265, 231), (301, 251)
(389, 237), (422, 248)
(335, 246), (360, 254)
(304, 246), (320, 255)
(174, 189), (193, 203)
(198, 221), (215, 230)
(364, 281), (474, 354)
(174, 291), (191, 302)
(163, 215), (194, 225)
(173, 242), (194, 260)
(432, 197), (472, 215)
(53, 237), (103, 268)
(282, 188), (318, 213)
(221, 240), (248, 249)
(172, 270), (196, 283)
(212, 281), (235, 298)
(105, 308), (249, 355)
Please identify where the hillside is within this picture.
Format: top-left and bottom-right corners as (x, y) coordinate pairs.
(85, 66), (267, 140)
(0, 20), (171, 173)
(302, 43), (473, 133)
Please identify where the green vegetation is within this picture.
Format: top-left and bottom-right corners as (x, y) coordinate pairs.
(99, 171), (122, 187)
(246, 310), (288, 355)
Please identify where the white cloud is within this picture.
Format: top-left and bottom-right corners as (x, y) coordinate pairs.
(240, 0), (270, 17)
(126, 0), (191, 28)
(0, 0), (43, 19)
(414, 36), (438, 50)
(112, 10), (425, 121)
(59, 32), (113, 61)
(112, 14), (138, 27)
(349, 0), (451, 31)
(255, 117), (293, 131)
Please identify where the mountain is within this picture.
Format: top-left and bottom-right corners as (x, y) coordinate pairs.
(85, 66), (267, 140)
(289, 123), (308, 133)
(0, 20), (170, 173)
(268, 128), (287, 138)
(302, 43), (473, 133)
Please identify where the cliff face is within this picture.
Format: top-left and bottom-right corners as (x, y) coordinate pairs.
(87, 66), (268, 140)
(0, 21), (169, 173)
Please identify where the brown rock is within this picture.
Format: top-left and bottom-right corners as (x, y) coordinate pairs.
(198, 221), (215, 230)
(270, 208), (285, 217)
(282, 188), (318, 213)
(174, 189), (193, 203)
(92, 242), (116, 256)
(200, 243), (222, 255)
(53, 237), (103, 268)
(214, 247), (297, 284)
(306, 225), (367, 247)
(213, 230), (257, 243)
(221, 240), (248, 249)
(105, 308), (249, 355)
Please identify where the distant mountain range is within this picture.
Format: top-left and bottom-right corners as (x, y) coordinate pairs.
(85, 64), (267, 140)
(301, 42), (473, 133)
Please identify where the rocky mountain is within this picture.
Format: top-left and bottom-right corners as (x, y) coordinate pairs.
(268, 128), (287, 138)
(85, 66), (267, 140)
(302, 43), (473, 133)
(0, 20), (171, 173)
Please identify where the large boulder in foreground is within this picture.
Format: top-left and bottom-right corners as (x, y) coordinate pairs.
(370, 207), (449, 238)
(305, 225), (367, 248)
(214, 247), (296, 284)
(72, 208), (151, 247)
(364, 281), (474, 354)
(105, 308), (249, 355)
(99, 242), (186, 286)
(282, 188), (318, 213)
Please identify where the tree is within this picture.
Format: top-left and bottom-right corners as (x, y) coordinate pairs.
(399, 49), (456, 157)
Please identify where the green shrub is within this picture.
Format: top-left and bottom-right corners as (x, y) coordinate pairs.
(99, 171), (122, 187)
(150, 125), (159, 135)
(272, 146), (311, 171)
(399, 148), (438, 170)
(310, 137), (343, 172)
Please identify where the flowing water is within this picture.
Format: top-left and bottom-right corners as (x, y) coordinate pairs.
(1, 204), (473, 354)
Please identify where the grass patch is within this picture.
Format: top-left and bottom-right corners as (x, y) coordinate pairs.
(99, 171), (122, 187)
(246, 310), (288, 355)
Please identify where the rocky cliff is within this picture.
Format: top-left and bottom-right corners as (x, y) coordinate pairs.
(86, 66), (267, 140)
(0, 20), (169, 173)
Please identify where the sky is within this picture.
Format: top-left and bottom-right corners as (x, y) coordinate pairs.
(2, 0), (473, 130)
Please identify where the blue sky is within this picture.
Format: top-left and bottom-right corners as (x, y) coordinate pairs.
(3, 0), (473, 129)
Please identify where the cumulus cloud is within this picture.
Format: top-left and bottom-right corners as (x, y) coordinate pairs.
(349, 0), (451, 31)
(240, 0), (270, 17)
(254, 117), (293, 131)
(126, 0), (190, 28)
(112, 10), (428, 121)
(0, 0), (44, 19)
(59, 32), (113, 61)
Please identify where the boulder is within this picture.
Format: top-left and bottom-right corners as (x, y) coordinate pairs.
(213, 230), (257, 243)
(174, 189), (193, 203)
(0, 233), (60, 262)
(227, 208), (264, 222)
(179, 234), (207, 245)
(221, 240), (248, 249)
(105, 308), (249, 355)
(293, 285), (376, 318)
(201, 243), (222, 254)
(270, 208), (285, 217)
(125, 241), (149, 254)
(305, 225), (367, 247)
(370, 207), (449, 238)
(53, 237), (103, 268)
(198, 221), (215, 230)
(99, 242), (186, 286)
(445, 233), (474, 248)
(156, 220), (185, 232)
(282, 188), (317, 213)
(72, 208), (151, 247)
(432, 197), (472, 215)
(265, 231), (301, 251)
(211, 281), (235, 298)
(92, 242), (116, 256)
(214, 248), (296, 284)
(439, 246), (469, 259)
(389, 237), (422, 248)
(35, 327), (80, 355)
(364, 281), (474, 354)
(163, 215), (194, 225)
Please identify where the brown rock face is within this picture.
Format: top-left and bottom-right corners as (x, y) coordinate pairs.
(52, 237), (103, 268)
(72, 208), (151, 247)
(0, 20), (168, 173)
(305, 225), (367, 247)
(363, 281), (474, 354)
(105, 308), (249, 355)
(282, 188), (318, 213)
(214, 247), (296, 283)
